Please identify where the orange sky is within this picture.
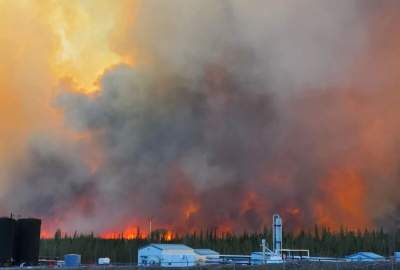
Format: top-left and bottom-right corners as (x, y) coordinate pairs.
(0, 1), (135, 190)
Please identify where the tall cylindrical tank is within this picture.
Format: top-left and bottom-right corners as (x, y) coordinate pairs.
(15, 218), (41, 265)
(272, 214), (282, 253)
(64, 254), (81, 267)
(0, 217), (17, 265)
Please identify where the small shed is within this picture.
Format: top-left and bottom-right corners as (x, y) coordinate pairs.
(346, 252), (385, 262)
(138, 244), (197, 267)
(194, 249), (220, 264)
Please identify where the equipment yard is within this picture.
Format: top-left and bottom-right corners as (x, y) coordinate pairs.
(2, 262), (400, 270)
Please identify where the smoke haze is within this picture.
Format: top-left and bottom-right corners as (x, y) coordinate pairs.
(1, 0), (400, 235)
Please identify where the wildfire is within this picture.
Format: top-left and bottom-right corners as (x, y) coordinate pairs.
(314, 169), (371, 230)
(40, 230), (52, 239)
(163, 231), (174, 241)
(286, 208), (301, 216)
(184, 202), (199, 220)
(100, 226), (148, 240)
(3, 1), (400, 237)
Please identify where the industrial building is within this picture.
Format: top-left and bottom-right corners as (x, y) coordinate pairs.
(219, 255), (250, 265)
(250, 252), (283, 264)
(138, 244), (198, 267)
(193, 249), (220, 264)
(250, 215), (285, 265)
(346, 252), (385, 262)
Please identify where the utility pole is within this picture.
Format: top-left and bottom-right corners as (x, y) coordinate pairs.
(148, 217), (153, 241)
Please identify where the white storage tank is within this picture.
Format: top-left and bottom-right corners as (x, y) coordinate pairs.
(395, 252), (400, 262)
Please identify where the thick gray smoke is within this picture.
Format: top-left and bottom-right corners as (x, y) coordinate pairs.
(2, 1), (400, 233)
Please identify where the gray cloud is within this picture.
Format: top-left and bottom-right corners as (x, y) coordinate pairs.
(2, 1), (400, 233)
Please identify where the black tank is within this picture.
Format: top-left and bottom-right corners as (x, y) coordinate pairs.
(15, 218), (41, 265)
(0, 217), (17, 265)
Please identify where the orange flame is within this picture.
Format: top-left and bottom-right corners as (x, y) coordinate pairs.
(314, 169), (371, 231)
(100, 226), (148, 240)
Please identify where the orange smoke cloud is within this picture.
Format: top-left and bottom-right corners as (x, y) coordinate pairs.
(314, 169), (370, 230)
(3, 1), (400, 238)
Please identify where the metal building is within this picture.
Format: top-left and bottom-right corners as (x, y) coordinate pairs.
(138, 244), (197, 267)
(194, 249), (220, 264)
(346, 252), (385, 262)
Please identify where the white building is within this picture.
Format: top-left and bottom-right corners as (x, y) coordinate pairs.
(194, 249), (220, 264)
(138, 244), (198, 267)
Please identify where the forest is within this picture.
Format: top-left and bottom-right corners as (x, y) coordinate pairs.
(39, 226), (400, 264)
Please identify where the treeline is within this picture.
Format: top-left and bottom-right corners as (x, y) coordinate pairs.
(39, 227), (400, 263)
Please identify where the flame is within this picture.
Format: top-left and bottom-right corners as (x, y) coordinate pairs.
(3, 1), (400, 236)
(40, 230), (52, 239)
(100, 226), (147, 240)
(99, 226), (175, 240)
(163, 231), (174, 241)
(314, 169), (370, 230)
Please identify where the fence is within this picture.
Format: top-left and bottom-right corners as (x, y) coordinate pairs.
(2, 258), (400, 270)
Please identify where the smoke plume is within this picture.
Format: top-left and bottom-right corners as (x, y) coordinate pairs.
(1, 0), (400, 235)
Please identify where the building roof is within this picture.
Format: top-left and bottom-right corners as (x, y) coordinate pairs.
(143, 244), (193, 251)
(346, 252), (384, 260)
(194, 249), (219, 255)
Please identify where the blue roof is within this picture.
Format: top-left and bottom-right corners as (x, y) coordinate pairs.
(194, 249), (219, 255)
(147, 244), (193, 251)
(346, 252), (384, 260)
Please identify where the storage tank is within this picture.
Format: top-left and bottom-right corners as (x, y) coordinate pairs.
(272, 214), (282, 253)
(0, 217), (17, 265)
(395, 252), (400, 262)
(98, 257), (111, 265)
(64, 254), (81, 267)
(15, 218), (41, 265)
